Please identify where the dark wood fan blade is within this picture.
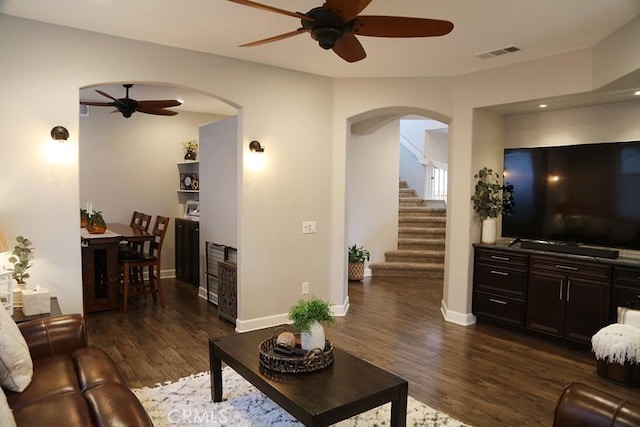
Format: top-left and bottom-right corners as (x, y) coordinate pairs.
(240, 29), (306, 47)
(80, 101), (115, 107)
(323, 0), (372, 21)
(136, 106), (179, 116)
(353, 16), (454, 37)
(227, 0), (313, 21)
(332, 33), (366, 63)
(95, 90), (118, 101)
(137, 100), (182, 108)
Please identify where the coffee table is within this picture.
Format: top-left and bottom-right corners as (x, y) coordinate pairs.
(209, 327), (408, 426)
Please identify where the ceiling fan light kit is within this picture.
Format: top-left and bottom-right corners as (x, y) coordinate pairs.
(80, 84), (182, 118)
(228, 0), (453, 63)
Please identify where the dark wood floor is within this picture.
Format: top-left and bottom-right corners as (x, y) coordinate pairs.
(86, 276), (639, 426)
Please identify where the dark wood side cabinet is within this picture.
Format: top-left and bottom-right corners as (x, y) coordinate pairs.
(473, 244), (623, 347)
(175, 218), (200, 286)
(81, 236), (121, 313)
(472, 247), (528, 328)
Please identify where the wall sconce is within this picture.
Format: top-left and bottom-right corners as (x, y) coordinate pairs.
(50, 126), (69, 142)
(249, 140), (265, 153)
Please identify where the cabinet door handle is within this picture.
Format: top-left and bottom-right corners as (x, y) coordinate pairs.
(567, 280), (571, 302)
(560, 281), (564, 301)
(555, 264), (578, 271)
(489, 298), (507, 305)
(491, 255), (510, 261)
(490, 270), (509, 276)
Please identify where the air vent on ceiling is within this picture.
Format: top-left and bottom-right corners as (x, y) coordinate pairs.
(80, 104), (89, 117)
(476, 46), (520, 59)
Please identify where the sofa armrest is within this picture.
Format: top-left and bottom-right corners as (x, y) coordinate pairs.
(553, 382), (640, 427)
(18, 314), (88, 360)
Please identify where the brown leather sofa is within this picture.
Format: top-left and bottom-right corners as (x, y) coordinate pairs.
(5, 314), (153, 427)
(554, 382), (640, 426)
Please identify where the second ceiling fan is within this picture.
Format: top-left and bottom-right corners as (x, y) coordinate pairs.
(228, 0), (454, 63)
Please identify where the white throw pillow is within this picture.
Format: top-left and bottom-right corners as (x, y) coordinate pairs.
(0, 387), (17, 427)
(0, 305), (33, 392)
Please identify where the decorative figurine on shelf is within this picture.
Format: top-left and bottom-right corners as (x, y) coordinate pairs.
(86, 211), (107, 234)
(182, 137), (198, 160)
(8, 235), (34, 308)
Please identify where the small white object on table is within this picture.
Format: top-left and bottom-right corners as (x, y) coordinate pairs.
(22, 285), (51, 316)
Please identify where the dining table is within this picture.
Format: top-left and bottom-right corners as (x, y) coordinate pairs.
(80, 223), (153, 313)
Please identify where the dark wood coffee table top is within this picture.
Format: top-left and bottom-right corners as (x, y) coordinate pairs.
(209, 326), (408, 427)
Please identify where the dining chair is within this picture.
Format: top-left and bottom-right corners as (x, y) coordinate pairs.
(129, 211), (143, 229)
(120, 215), (170, 312)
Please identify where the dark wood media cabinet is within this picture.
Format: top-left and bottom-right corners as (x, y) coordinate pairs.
(472, 243), (640, 346)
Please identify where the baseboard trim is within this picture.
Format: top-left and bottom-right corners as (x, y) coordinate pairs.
(235, 296), (350, 333)
(440, 299), (476, 326)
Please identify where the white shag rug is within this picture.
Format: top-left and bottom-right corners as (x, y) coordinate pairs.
(133, 367), (471, 427)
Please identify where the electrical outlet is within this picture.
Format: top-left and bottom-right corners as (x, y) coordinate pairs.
(302, 221), (316, 234)
(302, 282), (310, 295)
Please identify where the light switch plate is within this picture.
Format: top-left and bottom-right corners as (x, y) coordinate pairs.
(302, 221), (316, 234)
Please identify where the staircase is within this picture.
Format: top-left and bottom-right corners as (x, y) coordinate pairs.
(370, 181), (446, 278)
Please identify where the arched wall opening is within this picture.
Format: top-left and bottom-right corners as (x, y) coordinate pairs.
(344, 106), (452, 308)
(78, 81), (239, 305)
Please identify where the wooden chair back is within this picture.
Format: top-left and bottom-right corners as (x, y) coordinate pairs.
(130, 211), (143, 229)
(148, 215), (170, 258)
(139, 213), (152, 233)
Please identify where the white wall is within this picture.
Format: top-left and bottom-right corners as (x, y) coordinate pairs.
(347, 121), (400, 269)
(199, 116), (239, 301)
(426, 131), (448, 165)
(506, 101), (640, 148)
(399, 144), (425, 197)
(79, 107), (222, 273)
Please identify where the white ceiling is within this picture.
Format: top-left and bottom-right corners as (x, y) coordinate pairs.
(3, 0), (640, 114)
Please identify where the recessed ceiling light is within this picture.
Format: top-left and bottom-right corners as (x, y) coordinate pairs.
(634, 90), (640, 96)
(539, 104), (548, 108)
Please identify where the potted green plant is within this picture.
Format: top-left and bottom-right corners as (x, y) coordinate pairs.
(8, 236), (34, 286)
(348, 244), (370, 281)
(8, 235), (34, 308)
(470, 167), (514, 244)
(288, 296), (336, 350)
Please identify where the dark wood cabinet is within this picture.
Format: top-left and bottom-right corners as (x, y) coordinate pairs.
(526, 255), (611, 345)
(473, 245), (618, 347)
(81, 236), (121, 313)
(175, 218), (200, 286)
(472, 247), (528, 327)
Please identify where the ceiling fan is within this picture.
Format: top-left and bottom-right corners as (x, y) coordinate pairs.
(80, 84), (182, 118)
(227, 0), (454, 63)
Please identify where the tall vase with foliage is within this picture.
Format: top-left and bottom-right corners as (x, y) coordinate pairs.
(471, 167), (514, 244)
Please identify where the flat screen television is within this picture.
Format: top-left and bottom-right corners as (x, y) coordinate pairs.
(502, 140), (640, 252)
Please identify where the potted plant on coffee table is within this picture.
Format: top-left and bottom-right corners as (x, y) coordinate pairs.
(348, 244), (370, 281)
(288, 296), (336, 351)
(470, 166), (514, 244)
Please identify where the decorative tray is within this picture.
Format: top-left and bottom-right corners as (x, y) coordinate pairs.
(259, 335), (334, 374)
